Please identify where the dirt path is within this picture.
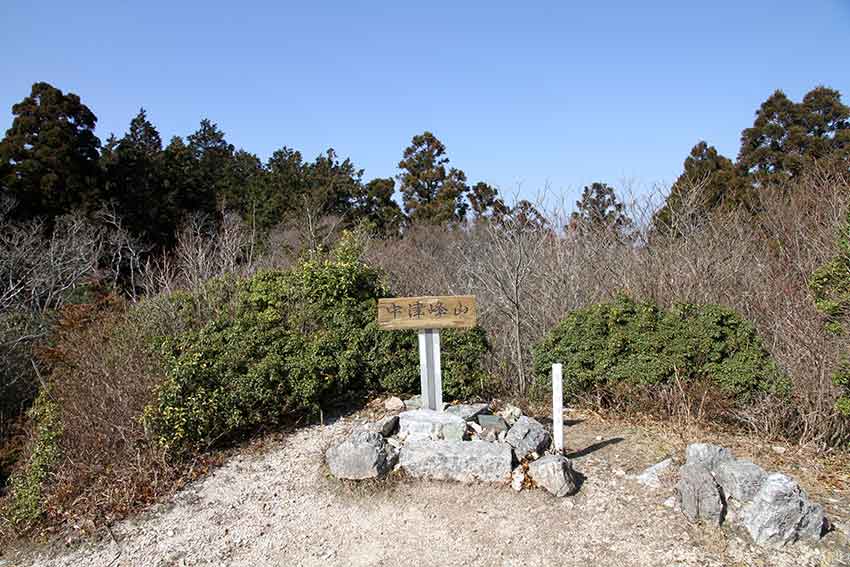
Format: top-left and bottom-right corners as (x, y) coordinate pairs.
(6, 411), (850, 567)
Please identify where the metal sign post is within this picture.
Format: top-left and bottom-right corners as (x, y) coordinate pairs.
(418, 329), (443, 411)
(377, 295), (476, 412)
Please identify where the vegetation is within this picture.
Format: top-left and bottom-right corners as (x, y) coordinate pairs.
(1, 79), (849, 538)
(146, 233), (490, 454)
(531, 296), (787, 403)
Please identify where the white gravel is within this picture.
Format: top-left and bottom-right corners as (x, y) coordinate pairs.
(9, 415), (848, 567)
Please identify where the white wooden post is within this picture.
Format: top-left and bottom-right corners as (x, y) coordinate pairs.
(418, 329), (443, 411)
(552, 363), (564, 453)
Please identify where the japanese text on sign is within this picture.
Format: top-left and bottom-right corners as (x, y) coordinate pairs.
(377, 295), (476, 330)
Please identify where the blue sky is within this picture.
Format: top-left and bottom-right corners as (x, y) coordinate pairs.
(2, 1), (849, 205)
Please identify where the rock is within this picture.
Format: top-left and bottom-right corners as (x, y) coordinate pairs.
(403, 395), (423, 409)
(678, 463), (725, 525)
(663, 495), (678, 509)
(685, 443), (735, 473)
(714, 459), (767, 503)
(636, 457), (675, 489)
(398, 409), (467, 442)
(497, 404), (523, 425)
(365, 415), (399, 437)
(326, 430), (391, 480)
(445, 403), (490, 421)
(742, 473), (826, 546)
(478, 414), (508, 431)
(468, 421), (483, 436)
(384, 396), (405, 412)
(399, 440), (512, 483)
(527, 454), (578, 497)
(505, 416), (550, 461)
(511, 467), (525, 492)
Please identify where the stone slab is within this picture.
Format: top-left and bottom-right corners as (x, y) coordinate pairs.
(399, 439), (512, 483)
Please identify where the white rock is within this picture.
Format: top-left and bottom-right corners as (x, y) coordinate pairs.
(398, 409), (467, 442)
(511, 467), (525, 492)
(384, 396), (405, 412)
(636, 457), (674, 488)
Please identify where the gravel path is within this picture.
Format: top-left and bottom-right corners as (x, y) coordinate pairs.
(9, 413), (849, 567)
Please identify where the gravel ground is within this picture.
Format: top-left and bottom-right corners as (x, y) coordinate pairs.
(5, 411), (849, 567)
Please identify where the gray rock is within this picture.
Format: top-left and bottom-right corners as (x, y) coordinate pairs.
(505, 416), (550, 461)
(384, 396), (405, 412)
(742, 473), (826, 547)
(636, 457), (675, 488)
(398, 409), (466, 442)
(715, 459), (767, 503)
(497, 404), (523, 425)
(366, 415), (399, 437)
(678, 463), (725, 525)
(478, 414), (508, 431)
(399, 440), (512, 483)
(326, 430), (390, 480)
(528, 454), (578, 497)
(404, 395), (423, 409)
(445, 402), (490, 421)
(685, 443), (735, 473)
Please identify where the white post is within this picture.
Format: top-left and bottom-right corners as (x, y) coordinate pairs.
(552, 363), (564, 453)
(418, 329), (443, 411)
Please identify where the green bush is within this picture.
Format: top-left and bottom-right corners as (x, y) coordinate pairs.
(145, 233), (489, 454)
(809, 210), (850, 416)
(2, 390), (61, 531)
(532, 296), (787, 403)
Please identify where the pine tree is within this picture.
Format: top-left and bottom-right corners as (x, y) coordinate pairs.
(738, 87), (850, 182)
(0, 82), (102, 220)
(570, 182), (631, 235)
(353, 177), (405, 236)
(398, 132), (469, 224)
(653, 142), (749, 235)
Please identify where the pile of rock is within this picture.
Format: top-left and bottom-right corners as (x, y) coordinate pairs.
(326, 400), (579, 497)
(677, 443), (827, 547)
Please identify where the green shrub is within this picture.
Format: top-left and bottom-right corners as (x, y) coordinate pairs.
(809, 210), (850, 416)
(532, 296), (787, 403)
(145, 233), (490, 454)
(2, 390), (61, 531)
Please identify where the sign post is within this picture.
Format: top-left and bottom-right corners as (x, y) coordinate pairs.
(552, 363), (564, 454)
(377, 295), (477, 411)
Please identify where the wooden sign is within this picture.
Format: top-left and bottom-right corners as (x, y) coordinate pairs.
(377, 295), (477, 331)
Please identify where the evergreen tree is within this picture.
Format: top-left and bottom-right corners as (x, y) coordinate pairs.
(468, 181), (508, 220)
(738, 87), (850, 182)
(570, 182), (632, 235)
(102, 109), (178, 246)
(353, 177), (405, 236)
(0, 82), (102, 220)
(653, 142), (749, 235)
(398, 132), (469, 224)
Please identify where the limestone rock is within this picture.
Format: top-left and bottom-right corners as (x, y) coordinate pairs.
(636, 457), (674, 489)
(685, 443), (735, 473)
(527, 454), (578, 497)
(399, 440), (512, 483)
(366, 415), (399, 437)
(497, 404), (523, 425)
(326, 430), (390, 480)
(678, 463), (725, 526)
(445, 402), (490, 421)
(398, 409), (466, 442)
(742, 473), (826, 546)
(384, 396), (405, 412)
(505, 416), (550, 461)
(714, 459), (767, 503)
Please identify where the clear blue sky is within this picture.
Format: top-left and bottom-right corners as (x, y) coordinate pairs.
(2, 1), (849, 204)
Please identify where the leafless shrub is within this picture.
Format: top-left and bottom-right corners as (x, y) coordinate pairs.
(369, 167), (850, 449)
